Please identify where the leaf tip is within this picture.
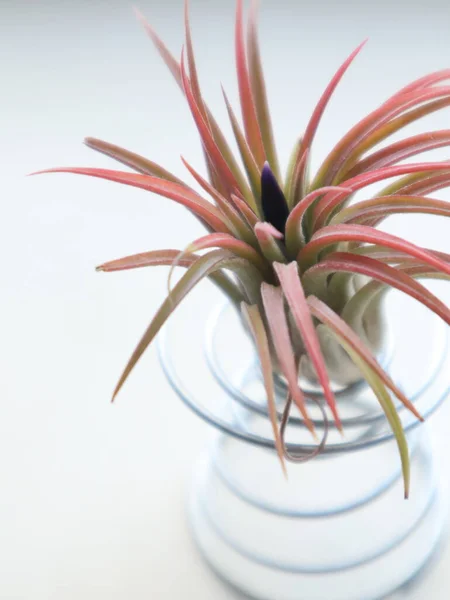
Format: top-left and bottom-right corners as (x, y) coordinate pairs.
(111, 385), (121, 403)
(132, 5), (145, 23)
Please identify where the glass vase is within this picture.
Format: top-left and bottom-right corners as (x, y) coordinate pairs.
(158, 290), (450, 600)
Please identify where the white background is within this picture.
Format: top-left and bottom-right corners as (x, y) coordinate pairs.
(2, 0), (450, 598)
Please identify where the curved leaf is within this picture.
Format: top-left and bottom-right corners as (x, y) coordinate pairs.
(241, 302), (286, 473)
(247, 0), (280, 180)
(112, 249), (264, 400)
(307, 296), (423, 421)
(184, 0), (203, 112)
(180, 54), (240, 195)
(332, 194), (450, 226)
(294, 41), (366, 190)
(134, 7), (182, 86)
(255, 222), (286, 263)
(313, 86), (450, 188)
(222, 88), (262, 208)
(230, 193), (259, 227)
(181, 156), (257, 244)
(303, 252), (450, 327)
(186, 232), (269, 273)
(345, 130), (450, 177)
(381, 171), (450, 197)
(339, 341), (411, 498)
(235, 0), (266, 166)
(312, 161), (450, 229)
(84, 138), (184, 184)
(260, 283), (315, 435)
(394, 69), (450, 94)
(274, 262), (342, 429)
(285, 186), (351, 255)
(137, 6), (251, 199)
(338, 98), (450, 180)
(299, 223), (450, 278)
(284, 138), (302, 208)
(352, 244), (450, 265)
(96, 248), (243, 304)
(33, 167), (229, 233)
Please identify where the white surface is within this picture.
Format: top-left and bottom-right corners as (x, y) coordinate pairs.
(2, 0), (450, 598)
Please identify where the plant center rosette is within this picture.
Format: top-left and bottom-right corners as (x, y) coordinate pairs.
(34, 0), (450, 498)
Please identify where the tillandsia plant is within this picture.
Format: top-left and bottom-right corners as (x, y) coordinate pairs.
(35, 0), (450, 497)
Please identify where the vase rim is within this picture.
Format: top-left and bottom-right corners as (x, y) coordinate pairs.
(158, 299), (450, 456)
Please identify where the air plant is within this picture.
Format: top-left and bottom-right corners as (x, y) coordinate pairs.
(35, 0), (450, 498)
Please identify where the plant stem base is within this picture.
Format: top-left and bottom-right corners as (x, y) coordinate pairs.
(188, 429), (447, 600)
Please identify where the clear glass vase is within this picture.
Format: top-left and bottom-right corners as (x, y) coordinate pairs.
(158, 290), (450, 600)
(189, 424), (445, 600)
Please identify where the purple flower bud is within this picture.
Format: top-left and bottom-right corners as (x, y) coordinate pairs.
(261, 162), (289, 233)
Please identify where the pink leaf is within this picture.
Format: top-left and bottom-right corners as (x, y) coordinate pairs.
(394, 69), (450, 95)
(353, 245), (450, 265)
(334, 194), (450, 226)
(111, 249), (262, 400)
(284, 186), (351, 255)
(187, 232), (268, 272)
(180, 53), (240, 196)
(181, 156), (255, 243)
(274, 262), (342, 430)
(134, 7), (182, 87)
(184, 0), (203, 110)
(256, 222), (284, 239)
(241, 302), (286, 473)
(32, 167), (229, 233)
(235, 0), (266, 166)
(338, 97), (450, 181)
(96, 249), (197, 272)
(346, 130), (450, 177)
(255, 222), (286, 263)
(312, 161), (450, 229)
(314, 86), (450, 187)
(304, 252), (450, 326)
(95, 249), (243, 304)
(222, 87), (262, 208)
(294, 40), (367, 184)
(385, 171), (450, 197)
(307, 296), (423, 421)
(261, 283), (315, 435)
(84, 137), (184, 184)
(299, 224), (450, 280)
(230, 193), (259, 227)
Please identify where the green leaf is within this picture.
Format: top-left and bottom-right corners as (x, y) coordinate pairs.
(331, 194), (450, 226)
(307, 296), (423, 422)
(247, 0), (281, 181)
(328, 331), (411, 498)
(241, 302), (286, 474)
(84, 138), (184, 184)
(96, 248), (244, 305)
(255, 222), (286, 263)
(181, 156), (258, 245)
(112, 249), (263, 400)
(222, 88), (262, 210)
